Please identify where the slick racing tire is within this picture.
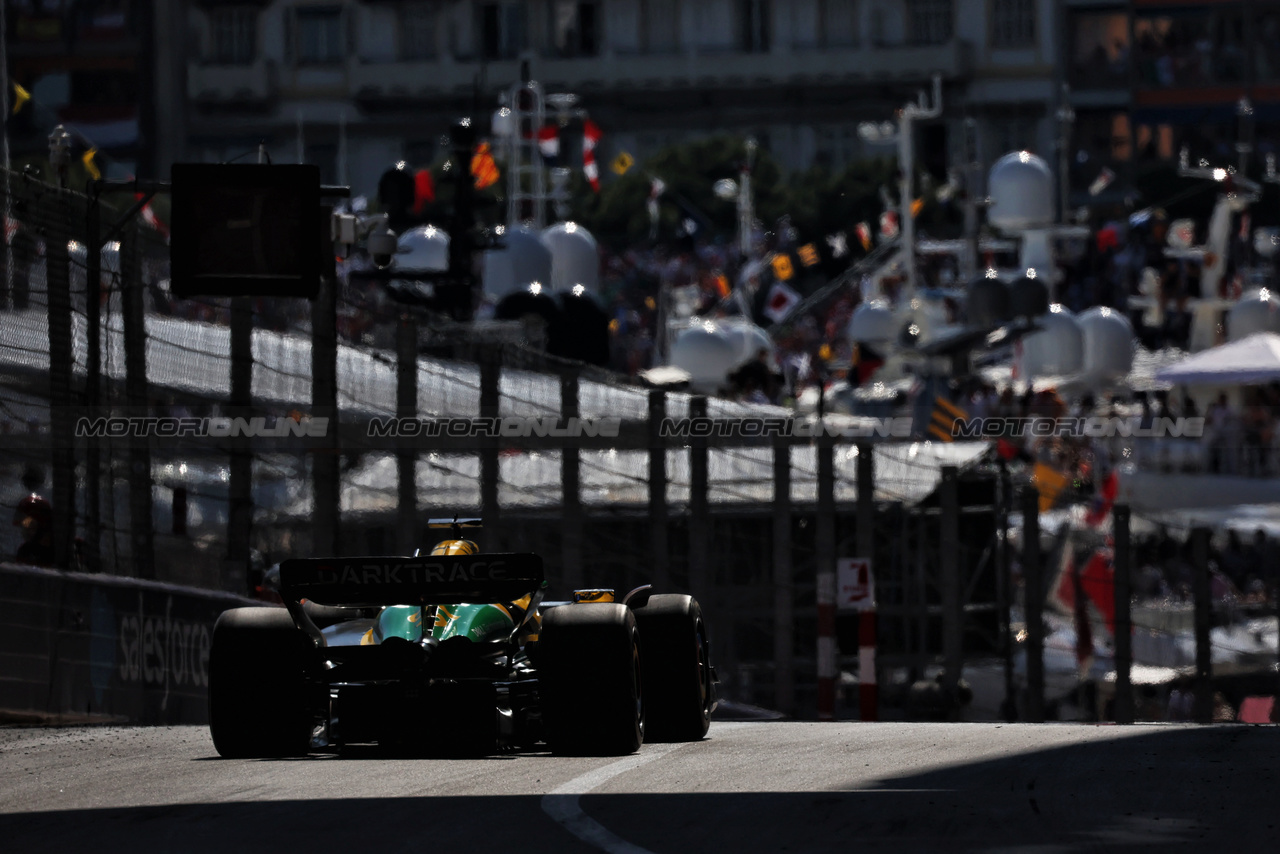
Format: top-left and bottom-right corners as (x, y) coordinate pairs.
(208, 607), (317, 758)
(540, 603), (643, 756)
(631, 595), (712, 742)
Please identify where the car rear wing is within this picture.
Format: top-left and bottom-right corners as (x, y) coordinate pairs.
(278, 553), (544, 607)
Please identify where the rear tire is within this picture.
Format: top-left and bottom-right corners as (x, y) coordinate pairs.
(209, 607), (317, 758)
(539, 603), (643, 756)
(632, 595), (712, 742)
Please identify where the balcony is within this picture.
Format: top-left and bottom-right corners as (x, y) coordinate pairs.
(187, 58), (278, 105)
(350, 40), (972, 104)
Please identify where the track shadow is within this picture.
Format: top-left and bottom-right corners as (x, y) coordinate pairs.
(2, 726), (1277, 853)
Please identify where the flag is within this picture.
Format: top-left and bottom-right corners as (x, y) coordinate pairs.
(471, 142), (499, 189)
(82, 147), (101, 180)
(927, 395), (967, 442)
(827, 231), (848, 258)
(879, 210), (899, 240)
(582, 119), (602, 192)
(134, 191), (169, 239)
(910, 197), (924, 218)
(763, 281), (801, 322)
(1083, 470), (1119, 527)
(1088, 167), (1115, 196)
(611, 151), (634, 175)
(11, 82), (30, 115)
(855, 222), (872, 251)
(536, 125), (560, 167)
(1032, 461), (1070, 513)
(412, 168), (435, 214)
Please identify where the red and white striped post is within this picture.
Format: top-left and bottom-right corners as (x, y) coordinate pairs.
(817, 564), (837, 721)
(858, 609), (878, 721)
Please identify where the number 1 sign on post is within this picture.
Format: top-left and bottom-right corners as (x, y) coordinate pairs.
(837, 558), (874, 612)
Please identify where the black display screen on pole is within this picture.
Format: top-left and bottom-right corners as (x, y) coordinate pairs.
(170, 163), (322, 298)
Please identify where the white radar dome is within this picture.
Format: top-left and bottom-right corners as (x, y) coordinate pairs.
(1228, 289), (1280, 340)
(987, 151), (1055, 232)
(1254, 228), (1280, 259)
(1077, 306), (1134, 380)
(1017, 305), (1084, 378)
(483, 227), (553, 299)
(540, 221), (600, 293)
(670, 324), (740, 393)
(720, 319), (775, 368)
(392, 224), (449, 271)
(847, 300), (897, 344)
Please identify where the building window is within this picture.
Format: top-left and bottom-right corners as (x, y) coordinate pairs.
(293, 6), (346, 66)
(991, 0), (1035, 49)
(907, 0), (952, 46)
(821, 0), (858, 49)
(400, 3), (437, 61)
(211, 7), (256, 65)
(1067, 11), (1128, 89)
(480, 2), (528, 60)
(739, 0), (770, 53)
(643, 0), (679, 54)
(549, 1), (599, 58)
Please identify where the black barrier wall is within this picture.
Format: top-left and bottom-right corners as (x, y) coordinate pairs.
(0, 562), (263, 724)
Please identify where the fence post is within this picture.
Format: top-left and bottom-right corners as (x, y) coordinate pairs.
(311, 253), (340, 557)
(1113, 504), (1134, 723)
(121, 227), (153, 579)
(479, 346), (501, 552)
(1191, 526), (1213, 723)
(226, 297), (252, 591)
(772, 434), (793, 716)
(940, 466), (961, 697)
(561, 371), (583, 591)
(816, 429), (837, 720)
(395, 313), (417, 555)
(856, 443), (877, 721)
(1022, 485), (1044, 723)
(45, 190), (75, 569)
(84, 192), (102, 572)
(998, 462), (1016, 721)
(648, 390), (669, 591)
(689, 395), (710, 598)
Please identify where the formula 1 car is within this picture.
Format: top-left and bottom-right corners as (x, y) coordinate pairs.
(208, 519), (715, 757)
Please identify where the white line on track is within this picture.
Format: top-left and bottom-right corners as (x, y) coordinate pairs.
(540, 743), (684, 854)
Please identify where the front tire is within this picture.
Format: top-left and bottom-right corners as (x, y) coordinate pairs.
(539, 603), (643, 755)
(208, 607), (317, 758)
(632, 595), (712, 742)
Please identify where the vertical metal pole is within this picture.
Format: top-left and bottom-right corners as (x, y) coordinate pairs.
(84, 191), (102, 571)
(940, 466), (961, 695)
(772, 435), (793, 716)
(1191, 526), (1213, 724)
(898, 112), (916, 291)
(395, 314), (418, 555)
(561, 371), (583, 590)
(816, 431), (837, 720)
(856, 443), (877, 721)
(46, 191), (75, 569)
(121, 227), (153, 579)
(479, 347), (502, 552)
(648, 390), (669, 590)
(1022, 485), (1044, 723)
(311, 237), (340, 557)
(689, 395), (710, 597)
(227, 297), (252, 589)
(998, 462), (1016, 720)
(1113, 504), (1134, 724)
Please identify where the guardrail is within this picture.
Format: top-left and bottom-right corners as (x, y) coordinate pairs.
(0, 562), (262, 724)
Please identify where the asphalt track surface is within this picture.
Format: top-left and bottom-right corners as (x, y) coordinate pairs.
(1, 722), (1277, 853)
